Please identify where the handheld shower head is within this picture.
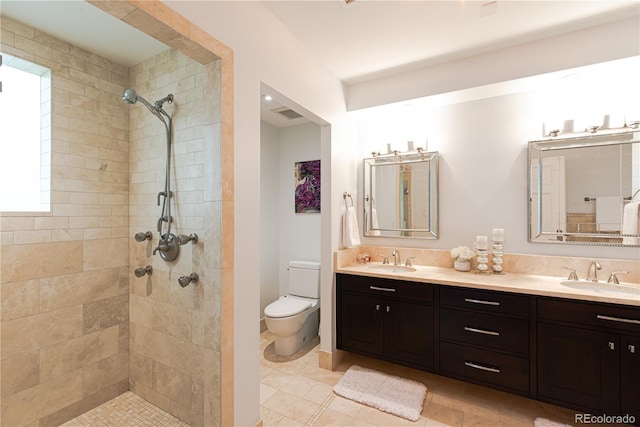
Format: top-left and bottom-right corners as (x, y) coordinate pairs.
(122, 88), (173, 124)
(122, 88), (138, 104)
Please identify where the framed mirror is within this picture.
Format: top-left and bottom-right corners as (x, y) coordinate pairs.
(528, 130), (640, 246)
(364, 151), (438, 239)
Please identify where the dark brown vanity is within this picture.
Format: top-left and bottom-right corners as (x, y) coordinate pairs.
(336, 272), (640, 423)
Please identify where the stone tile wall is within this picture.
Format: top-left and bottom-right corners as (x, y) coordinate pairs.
(127, 50), (222, 427)
(1, 15), (130, 426)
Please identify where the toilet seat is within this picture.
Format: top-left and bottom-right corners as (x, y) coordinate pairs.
(264, 295), (316, 318)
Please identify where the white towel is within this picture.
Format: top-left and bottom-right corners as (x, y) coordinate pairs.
(342, 206), (361, 247)
(595, 196), (621, 232)
(366, 207), (381, 236)
(622, 201), (640, 245)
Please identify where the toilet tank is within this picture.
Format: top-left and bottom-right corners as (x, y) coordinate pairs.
(288, 260), (321, 299)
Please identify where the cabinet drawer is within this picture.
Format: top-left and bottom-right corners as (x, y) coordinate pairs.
(440, 308), (529, 355)
(337, 273), (433, 303)
(440, 342), (529, 393)
(538, 298), (640, 334)
(440, 286), (529, 317)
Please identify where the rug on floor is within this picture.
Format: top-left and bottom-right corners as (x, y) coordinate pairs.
(534, 417), (573, 427)
(333, 365), (427, 421)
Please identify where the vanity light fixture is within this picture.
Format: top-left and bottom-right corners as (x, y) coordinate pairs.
(544, 118), (638, 138)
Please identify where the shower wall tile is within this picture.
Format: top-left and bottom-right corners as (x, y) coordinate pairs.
(153, 363), (193, 410)
(1, 16), (131, 426)
(0, 370), (83, 427)
(40, 267), (127, 313)
(0, 350), (40, 398)
(83, 294), (129, 334)
(1, 279), (40, 321)
(82, 352), (129, 397)
(130, 352), (153, 389)
(83, 238), (128, 271)
(1, 240), (83, 282)
(39, 326), (120, 381)
(1, 306), (83, 357)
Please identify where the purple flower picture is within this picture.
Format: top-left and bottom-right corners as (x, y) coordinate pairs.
(294, 160), (321, 213)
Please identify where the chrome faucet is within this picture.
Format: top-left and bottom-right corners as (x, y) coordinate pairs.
(586, 260), (602, 282)
(391, 249), (400, 265)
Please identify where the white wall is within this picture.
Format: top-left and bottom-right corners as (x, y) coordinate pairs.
(356, 80), (640, 260)
(260, 122), (280, 319)
(260, 121), (321, 316)
(277, 123), (322, 294)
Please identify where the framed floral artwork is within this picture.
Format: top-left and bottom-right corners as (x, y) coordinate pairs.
(294, 160), (321, 213)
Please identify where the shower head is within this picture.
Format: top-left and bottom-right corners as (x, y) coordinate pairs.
(121, 88), (172, 124)
(122, 88), (139, 104)
(178, 273), (199, 288)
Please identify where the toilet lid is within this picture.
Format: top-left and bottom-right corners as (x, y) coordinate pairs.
(265, 296), (312, 318)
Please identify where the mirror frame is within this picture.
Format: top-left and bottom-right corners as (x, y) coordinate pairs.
(363, 150), (439, 239)
(528, 130), (640, 247)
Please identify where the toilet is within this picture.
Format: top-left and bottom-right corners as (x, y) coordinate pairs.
(264, 260), (320, 356)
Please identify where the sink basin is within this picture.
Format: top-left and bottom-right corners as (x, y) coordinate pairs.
(560, 280), (640, 297)
(368, 264), (416, 273)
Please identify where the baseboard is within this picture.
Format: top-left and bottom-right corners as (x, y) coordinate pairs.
(319, 348), (345, 371)
(259, 318), (267, 333)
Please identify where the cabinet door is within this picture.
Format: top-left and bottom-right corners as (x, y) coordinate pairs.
(538, 322), (620, 412)
(339, 292), (384, 356)
(384, 299), (434, 369)
(621, 335), (640, 422)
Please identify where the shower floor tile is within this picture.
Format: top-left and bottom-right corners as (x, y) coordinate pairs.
(59, 391), (188, 427)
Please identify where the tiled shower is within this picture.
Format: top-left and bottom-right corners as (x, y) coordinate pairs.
(0, 13), (225, 426)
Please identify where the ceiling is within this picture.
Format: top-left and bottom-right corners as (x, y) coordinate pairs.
(2, 1), (638, 128)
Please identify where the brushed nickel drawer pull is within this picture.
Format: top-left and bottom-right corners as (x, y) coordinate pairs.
(596, 315), (640, 325)
(464, 298), (500, 306)
(370, 286), (396, 292)
(464, 361), (501, 373)
(464, 326), (500, 336)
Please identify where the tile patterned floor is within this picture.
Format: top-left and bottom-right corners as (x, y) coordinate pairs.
(59, 391), (188, 427)
(61, 330), (582, 426)
(259, 330), (580, 427)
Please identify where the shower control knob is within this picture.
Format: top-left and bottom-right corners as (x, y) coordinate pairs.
(134, 265), (153, 277)
(134, 231), (152, 242)
(177, 233), (199, 245)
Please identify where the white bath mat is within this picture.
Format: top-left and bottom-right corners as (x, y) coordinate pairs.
(534, 417), (573, 427)
(333, 365), (427, 421)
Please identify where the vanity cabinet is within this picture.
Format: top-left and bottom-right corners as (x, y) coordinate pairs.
(537, 298), (640, 420)
(439, 287), (531, 395)
(336, 273), (434, 370)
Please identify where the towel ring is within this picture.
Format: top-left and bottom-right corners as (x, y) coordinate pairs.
(343, 192), (353, 208)
(365, 194), (376, 207)
(633, 189), (640, 202)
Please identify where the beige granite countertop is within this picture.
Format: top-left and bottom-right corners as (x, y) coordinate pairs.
(336, 263), (640, 307)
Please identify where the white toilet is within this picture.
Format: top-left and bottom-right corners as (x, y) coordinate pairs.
(264, 260), (320, 356)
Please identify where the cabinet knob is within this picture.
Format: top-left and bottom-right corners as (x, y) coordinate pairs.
(375, 304), (380, 311)
(386, 306), (390, 312)
(629, 344), (636, 354)
(608, 341), (615, 350)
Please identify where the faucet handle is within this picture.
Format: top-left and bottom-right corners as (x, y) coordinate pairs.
(561, 266), (579, 281)
(607, 271), (629, 285)
(405, 256), (416, 267)
(378, 254), (389, 264)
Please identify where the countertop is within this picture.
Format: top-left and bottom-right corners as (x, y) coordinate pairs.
(336, 263), (640, 307)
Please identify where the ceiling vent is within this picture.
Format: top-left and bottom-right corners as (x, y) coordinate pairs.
(272, 106), (303, 120)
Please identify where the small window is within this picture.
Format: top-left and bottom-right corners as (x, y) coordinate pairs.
(0, 54), (51, 212)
